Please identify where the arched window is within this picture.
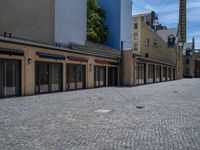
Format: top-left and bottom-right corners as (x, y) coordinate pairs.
(168, 34), (175, 47)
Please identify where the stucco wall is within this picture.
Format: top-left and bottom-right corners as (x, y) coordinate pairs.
(0, 0), (55, 44)
(55, 0), (87, 46)
(120, 0), (132, 50)
(98, 0), (121, 50)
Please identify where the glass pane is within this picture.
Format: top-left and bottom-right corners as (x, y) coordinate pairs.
(50, 64), (61, 92)
(68, 65), (76, 90)
(99, 67), (105, 86)
(5, 62), (16, 96)
(39, 63), (49, 93)
(0, 62), (4, 97)
(76, 65), (84, 89)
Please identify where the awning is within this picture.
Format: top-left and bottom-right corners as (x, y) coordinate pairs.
(133, 54), (176, 67)
(95, 59), (119, 65)
(0, 48), (24, 56)
(67, 56), (88, 62)
(36, 52), (65, 60)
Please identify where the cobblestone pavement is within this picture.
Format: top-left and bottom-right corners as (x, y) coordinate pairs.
(0, 79), (200, 150)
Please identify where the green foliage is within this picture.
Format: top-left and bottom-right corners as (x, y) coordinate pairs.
(87, 0), (109, 43)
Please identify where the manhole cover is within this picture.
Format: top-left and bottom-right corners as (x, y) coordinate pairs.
(94, 109), (111, 113)
(136, 106), (145, 109)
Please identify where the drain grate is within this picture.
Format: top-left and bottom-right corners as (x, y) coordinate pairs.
(136, 106), (145, 109)
(173, 91), (179, 93)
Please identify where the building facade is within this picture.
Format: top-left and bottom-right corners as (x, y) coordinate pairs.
(183, 39), (200, 78)
(0, 36), (120, 98)
(98, 0), (132, 50)
(122, 12), (182, 87)
(0, 0), (87, 46)
(0, 1), (183, 98)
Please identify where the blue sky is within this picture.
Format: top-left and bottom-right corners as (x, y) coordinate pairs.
(132, 0), (200, 49)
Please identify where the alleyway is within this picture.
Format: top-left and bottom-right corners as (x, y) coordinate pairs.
(0, 79), (200, 149)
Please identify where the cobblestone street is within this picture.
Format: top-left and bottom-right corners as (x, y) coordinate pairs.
(0, 79), (200, 150)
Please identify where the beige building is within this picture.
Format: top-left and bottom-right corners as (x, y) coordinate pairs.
(122, 12), (183, 87)
(0, 36), (120, 98)
(0, 2), (185, 98)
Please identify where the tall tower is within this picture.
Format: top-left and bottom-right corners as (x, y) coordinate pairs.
(179, 0), (187, 43)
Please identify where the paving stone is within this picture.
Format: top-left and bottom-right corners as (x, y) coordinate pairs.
(0, 79), (200, 150)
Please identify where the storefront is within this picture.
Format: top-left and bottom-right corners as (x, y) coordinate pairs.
(167, 67), (171, 81)
(172, 68), (176, 80)
(94, 66), (106, 87)
(147, 64), (155, 83)
(162, 67), (167, 81)
(108, 67), (118, 86)
(155, 66), (161, 82)
(136, 62), (146, 85)
(66, 64), (86, 90)
(35, 62), (62, 94)
(0, 59), (21, 98)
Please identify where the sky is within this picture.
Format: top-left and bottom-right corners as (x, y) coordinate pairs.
(132, 0), (200, 49)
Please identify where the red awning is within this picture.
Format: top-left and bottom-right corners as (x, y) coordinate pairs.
(67, 56), (88, 62)
(95, 59), (119, 65)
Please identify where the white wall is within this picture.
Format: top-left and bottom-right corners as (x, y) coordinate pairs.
(120, 0), (133, 50)
(55, 0), (87, 46)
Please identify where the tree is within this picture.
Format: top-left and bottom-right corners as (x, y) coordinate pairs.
(87, 0), (109, 43)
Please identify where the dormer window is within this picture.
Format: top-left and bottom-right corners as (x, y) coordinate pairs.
(186, 48), (192, 56)
(168, 35), (176, 47)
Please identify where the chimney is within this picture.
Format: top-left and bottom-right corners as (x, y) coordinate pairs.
(179, 0), (187, 43)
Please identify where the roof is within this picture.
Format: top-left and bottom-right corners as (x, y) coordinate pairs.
(0, 35), (120, 60)
(132, 12), (151, 18)
(183, 42), (193, 55)
(71, 41), (121, 55)
(156, 28), (178, 43)
(133, 54), (176, 67)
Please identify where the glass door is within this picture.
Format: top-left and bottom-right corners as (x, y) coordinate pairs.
(148, 64), (155, 83)
(50, 63), (62, 92)
(76, 65), (85, 89)
(0, 61), (4, 97)
(168, 68), (171, 81)
(94, 66), (106, 87)
(162, 67), (167, 81)
(108, 67), (118, 86)
(156, 66), (161, 82)
(66, 64), (85, 90)
(136, 63), (146, 85)
(0, 59), (20, 98)
(36, 62), (62, 94)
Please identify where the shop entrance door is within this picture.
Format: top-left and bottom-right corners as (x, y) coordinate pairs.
(0, 59), (21, 98)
